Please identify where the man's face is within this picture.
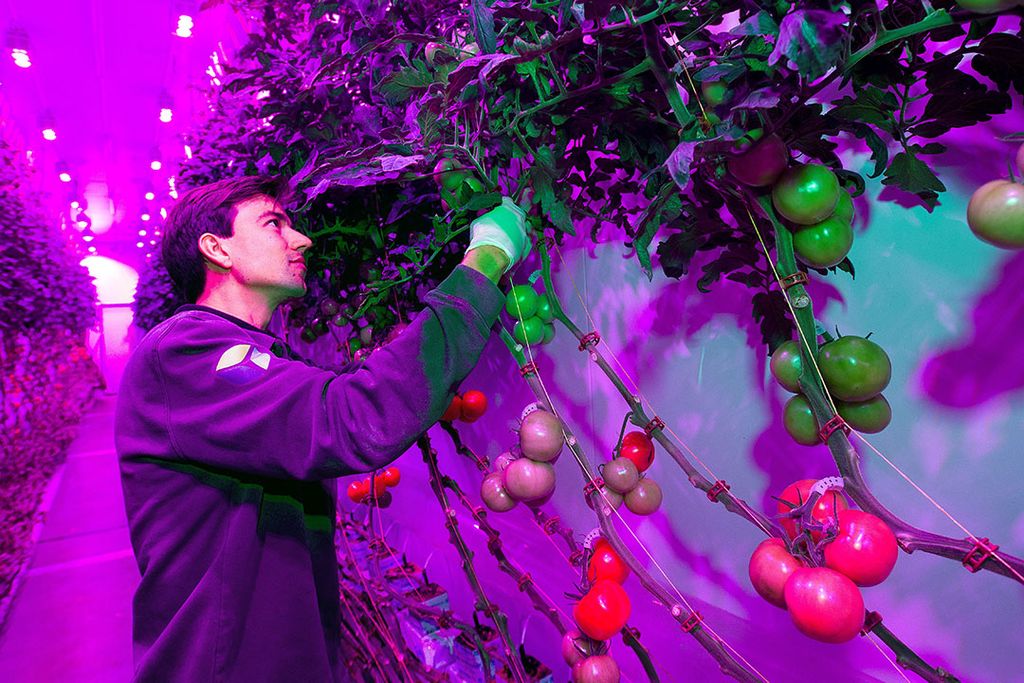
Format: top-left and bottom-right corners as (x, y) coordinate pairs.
(219, 194), (312, 305)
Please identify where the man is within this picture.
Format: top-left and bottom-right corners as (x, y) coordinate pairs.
(115, 175), (528, 682)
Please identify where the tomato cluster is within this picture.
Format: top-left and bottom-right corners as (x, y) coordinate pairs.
(481, 407), (564, 512)
(346, 467), (402, 506)
(505, 284), (557, 346)
(749, 480), (899, 643)
(440, 389), (488, 423)
(594, 431), (662, 516)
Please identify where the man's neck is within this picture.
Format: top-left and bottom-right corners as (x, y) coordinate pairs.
(195, 284), (277, 330)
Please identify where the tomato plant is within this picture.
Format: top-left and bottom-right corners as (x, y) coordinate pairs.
(823, 510), (899, 586)
(771, 164), (841, 225)
(967, 180), (1024, 249)
(783, 567), (865, 643)
(777, 479), (849, 541)
(818, 336), (892, 402)
(748, 538), (804, 609)
(573, 579), (632, 641)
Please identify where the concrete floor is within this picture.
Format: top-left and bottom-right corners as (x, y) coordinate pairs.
(0, 394), (138, 682)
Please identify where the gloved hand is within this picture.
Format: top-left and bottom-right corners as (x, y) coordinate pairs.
(467, 197), (530, 274)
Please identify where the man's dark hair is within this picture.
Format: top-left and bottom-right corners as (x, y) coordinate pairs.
(161, 175), (291, 303)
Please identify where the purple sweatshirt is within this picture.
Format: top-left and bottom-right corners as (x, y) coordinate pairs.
(115, 265), (503, 682)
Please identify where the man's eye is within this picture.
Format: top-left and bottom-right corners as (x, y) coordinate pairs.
(268, 219), (280, 228)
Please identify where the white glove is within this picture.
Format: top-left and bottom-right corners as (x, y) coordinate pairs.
(467, 197), (530, 274)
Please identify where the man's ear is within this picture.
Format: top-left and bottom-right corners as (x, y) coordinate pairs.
(198, 233), (231, 271)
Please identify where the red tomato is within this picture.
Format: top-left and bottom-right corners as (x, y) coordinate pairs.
(823, 510), (899, 586)
(727, 133), (789, 188)
(346, 480), (369, 503)
(441, 395), (463, 422)
(459, 390), (488, 422)
(748, 538), (804, 609)
(587, 539), (630, 584)
(776, 479), (848, 541)
(370, 477), (388, 498)
(783, 567), (864, 643)
(573, 580), (631, 641)
(381, 466), (401, 488)
(619, 431), (654, 472)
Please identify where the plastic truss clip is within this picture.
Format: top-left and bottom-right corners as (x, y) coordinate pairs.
(962, 537), (999, 573)
(578, 331), (601, 352)
(780, 271), (809, 291)
(707, 480), (731, 502)
(680, 611), (703, 634)
(817, 415), (851, 442)
(860, 611), (883, 636)
(583, 477), (605, 498)
(643, 416), (665, 436)
(541, 516), (561, 535)
(519, 361), (539, 377)
(517, 573), (533, 591)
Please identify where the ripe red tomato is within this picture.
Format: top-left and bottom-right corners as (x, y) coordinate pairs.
(573, 580), (632, 641)
(770, 340), (804, 393)
(818, 336), (892, 402)
(967, 180), (1024, 249)
(623, 478), (662, 515)
(783, 395), (821, 446)
(727, 133), (789, 188)
(748, 538), (804, 609)
(835, 395), (892, 434)
(772, 164), (841, 225)
(571, 655), (621, 683)
(381, 466), (401, 488)
(783, 567), (864, 643)
(346, 480), (369, 503)
(619, 431), (654, 472)
(823, 510), (899, 586)
(459, 390), (488, 422)
(370, 476), (388, 498)
(441, 395), (463, 422)
(587, 539), (630, 584)
(777, 479), (848, 541)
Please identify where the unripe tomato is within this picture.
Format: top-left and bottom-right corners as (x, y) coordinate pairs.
(481, 472), (517, 512)
(770, 340), (804, 393)
(441, 395), (463, 422)
(783, 394), (821, 446)
(835, 394), (891, 433)
(602, 457), (639, 494)
(748, 538), (804, 609)
(618, 431), (654, 472)
(784, 567), (864, 643)
(830, 188), (855, 225)
(513, 317), (545, 345)
(505, 285), (540, 319)
(573, 580), (631, 641)
(777, 479), (848, 541)
(700, 80), (728, 107)
(571, 655), (621, 683)
(459, 389), (488, 422)
(561, 629), (593, 666)
(623, 478), (662, 515)
(375, 491), (393, 508)
(792, 195), (854, 268)
(502, 458), (556, 501)
(818, 336), (892, 402)
(541, 323), (556, 345)
(772, 164), (841, 225)
(588, 539), (631, 584)
(954, 0), (1017, 12)
(381, 466), (401, 487)
(535, 295), (555, 322)
(519, 409), (564, 462)
(966, 180), (1024, 249)
(586, 485), (623, 515)
(346, 479), (369, 503)
(823, 510), (899, 586)
(493, 451), (517, 472)
(433, 158), (467, 192)
(319, 298), (339, 316)
(727, 133), (789, 188)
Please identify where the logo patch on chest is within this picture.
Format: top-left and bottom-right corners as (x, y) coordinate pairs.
(215, 344), (271, 385)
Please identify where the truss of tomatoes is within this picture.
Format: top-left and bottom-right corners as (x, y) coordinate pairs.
(480, 407), (564, 512)
(346, 466), (402, 506)
(572, 538), (633, 645)
(594, 430), (662, 516)
(440, 389), (488, 423)
(504, 284), (557, 347)
(748, 479), (900, 643)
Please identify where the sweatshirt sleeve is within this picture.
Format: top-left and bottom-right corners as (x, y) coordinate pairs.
(155, 265), (503, 480)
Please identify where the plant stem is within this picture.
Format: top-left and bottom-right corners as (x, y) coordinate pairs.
(844, 10), (954, 74)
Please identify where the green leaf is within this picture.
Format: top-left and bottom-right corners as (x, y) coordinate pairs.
(769, 10), (847, 81)
(666, 141), (699, 193)
(470, 0), (497, 54)
(730, 11), (780, 37)
(830, 87), (898, 132)
(850, 123), (889, 179)
(882, 149), (946, 209)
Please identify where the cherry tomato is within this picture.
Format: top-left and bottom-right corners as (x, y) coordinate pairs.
(783, 567), (865, 643)
(701, 80), (728, 106)
(772, 164), (841, 225)
(727, 133), (789, 188)
(823, 510), (899, 587)
(375, 491), (393, 508)
(459, 389), (488, 422)
(480, 472), (517, 512)
(619, 431), (654, 472)
(586, 486), (623, 515)
(836, 395), (892, 434)
(519, 410), (564, 462)
(818, 335), (892, 402)
(602, 457), (639, 494)
(513, 317), (545, 345)
(502, 458), (556, 501)
(573, 579), (632, 641)
(370, 476), (388, 498)
(587, 539), (631, 584)
(505, 285), (539, 319)
(770, 340), (804, 393)
(783, 395), (821, 446)
(777, 479), (848, 541)
(541, 323), (556, 345)
(748, 538), (804, 609)
(561, 628), (594, 666)
(381, 466), (401, 488)
(433, 158), (467, 192)
(441, 395), (463, 422)
(535, 294), (555, 322)
(792, 192), (854, 268)
(346, 479), (369, 503)
(967, 180), (1024, 249)
(623, 478), (662, 515)
(571, 655), (621, 683)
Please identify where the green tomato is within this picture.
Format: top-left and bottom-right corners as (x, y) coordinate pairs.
(505, 285), (539, 319)
(701, 80), (729, 107)
(966, 180), (1024, 249)
(433, 158), (467, 192)
(770, 340), (804, 393)
(818, 336), (892, 402)
(836, 395), (892, 434)
(783, 394), (821, 446)
(535, 295), (555, 322)
(541, 322), (555, 345)
(954, 0), (1017, 12)
(792, 213), (854, 269)
(772, 164), (841, 225)
(513, 317), (545, 346)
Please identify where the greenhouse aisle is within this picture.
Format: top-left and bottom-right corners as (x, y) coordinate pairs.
(0, 393), (137, 682)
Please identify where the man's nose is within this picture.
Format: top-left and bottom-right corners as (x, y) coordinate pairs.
(289, 227), (313, 252)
